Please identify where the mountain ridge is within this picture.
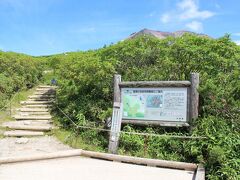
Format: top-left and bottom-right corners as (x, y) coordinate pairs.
(128, 28), (209, 39)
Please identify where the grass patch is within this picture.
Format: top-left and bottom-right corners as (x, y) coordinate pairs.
(0, 87), (37, 138)
(53, 127), (106, 152)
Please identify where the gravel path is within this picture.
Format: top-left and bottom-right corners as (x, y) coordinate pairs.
(0, 136), (71, 157)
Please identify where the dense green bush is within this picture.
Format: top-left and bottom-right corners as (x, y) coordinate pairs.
(54, 34), (240, 179)
(0, 51), (44, 108)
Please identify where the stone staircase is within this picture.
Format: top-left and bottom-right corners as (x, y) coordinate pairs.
(2, 85), (56, 137)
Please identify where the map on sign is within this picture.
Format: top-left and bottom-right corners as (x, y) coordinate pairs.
(121, 88), (188, 122)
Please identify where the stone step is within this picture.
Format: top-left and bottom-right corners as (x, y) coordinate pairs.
(18, 108), (49, 112)
(21, 101), (53, 105)
(38, 85), (57, 89)
(19, 112), (50, 116)
(29, 95), (55, 98)
(37, 87), (56, 90)
(23, 104), (52, 108)
(37, 86), (56, 89)
(35, 88), (52, 92)
(4, 130), (44, 137)
(35, 88), (55, 91)
(21, 120), (52, 124)
(2, 120), (52, 127)
(15, 115), (52, 120)
(4, 124), (52, 131)
(36, 89), (56, 92)
(34, 92), (56, 95)
(28, 98), (53, 101)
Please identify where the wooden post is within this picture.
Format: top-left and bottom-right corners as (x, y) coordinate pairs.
(190, 73), (199, 120)
(195, 164), (205, 180)
(9, 99), (12, 117)
(108, 74), (122, 154)
(81, 150), (198, 171)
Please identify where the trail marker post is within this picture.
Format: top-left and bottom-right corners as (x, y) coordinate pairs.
(108, 75), (122, 154)
(108, 73), (199, 154)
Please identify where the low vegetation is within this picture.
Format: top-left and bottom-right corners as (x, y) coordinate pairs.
(50, 34), (240, 179)
(0, 51), (45, 108)
(0, 87), (36, 138)
(1, 34), (239, 179)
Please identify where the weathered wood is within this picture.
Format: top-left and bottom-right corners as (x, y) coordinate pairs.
(21, 101), (53, 105)
(24, 104), (52, 108)
(119, 81), (191, 88)
(34, 92), (55, 95)
(81, 150), (198, 171)
(19, 108), (49, 112)
(190, 73), (199, 120)
(194, 164), (205, 180)
(36, 88), (56, 91)
(28, 98), (53, 101)
(122, 119), (189, 127)
(38, 85), (57, 88)
(108, 73), (200, 153)
(4, 130), (44, 137)
(186, 87), (191, 123)
(5, 125), (52, 131)
(2, 120), (52, 127)
(15, 115), (52, 120)
(108, 74), (122, 154)
(29, 95), (55, 98)
(114, 75), (121, 102)
(0, 149), (82, 164)
(20, 111), (50, 116)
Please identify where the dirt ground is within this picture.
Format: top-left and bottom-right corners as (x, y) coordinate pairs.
(0, 156), (195, 180)
(0, 135), (196, 180)
(0, 136), (71, 157)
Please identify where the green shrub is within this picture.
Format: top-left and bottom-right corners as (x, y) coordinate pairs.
(54, 34), (240, 179)
(0, 51), (44, 108)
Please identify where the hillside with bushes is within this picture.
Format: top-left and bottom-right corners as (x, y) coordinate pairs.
(50, 34), (240, 179)
(1, 34), (238, 179)
(0, 51), (44, 108)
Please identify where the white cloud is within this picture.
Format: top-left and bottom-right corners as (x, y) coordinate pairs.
(186, 21), (203, 32)
(160, 0), (215, 32)
(160, 13), (170, 23)
(234, 40), (240, 45)
(177, 0), (215, 20)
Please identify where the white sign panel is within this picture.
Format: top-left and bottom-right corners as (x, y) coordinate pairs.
(121, 88), (188, 122)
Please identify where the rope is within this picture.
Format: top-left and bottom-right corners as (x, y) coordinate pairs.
(56, 106), (207, 140)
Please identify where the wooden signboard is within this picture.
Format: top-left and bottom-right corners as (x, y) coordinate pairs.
(108, 73), (199, 154)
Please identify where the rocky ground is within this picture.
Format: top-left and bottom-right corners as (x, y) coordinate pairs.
(0, 136), (71, 157)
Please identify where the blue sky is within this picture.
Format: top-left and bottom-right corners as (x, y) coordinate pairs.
(0, 0), (240, 56)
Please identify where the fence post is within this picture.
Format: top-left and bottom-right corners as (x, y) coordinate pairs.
(144, 135), (149, 157)
(9, 98), (12, 117)
(108, 74), (122, 154)
(190, 73), (199, 120)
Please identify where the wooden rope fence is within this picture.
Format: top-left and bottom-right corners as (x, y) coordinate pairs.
(56, 106), (208, 140)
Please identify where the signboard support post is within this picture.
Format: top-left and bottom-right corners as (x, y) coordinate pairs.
(190, 73), (199, 120)
(108, 74), (122, 154)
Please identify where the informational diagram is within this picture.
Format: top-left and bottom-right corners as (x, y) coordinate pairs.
(122, 88), (188, 122)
